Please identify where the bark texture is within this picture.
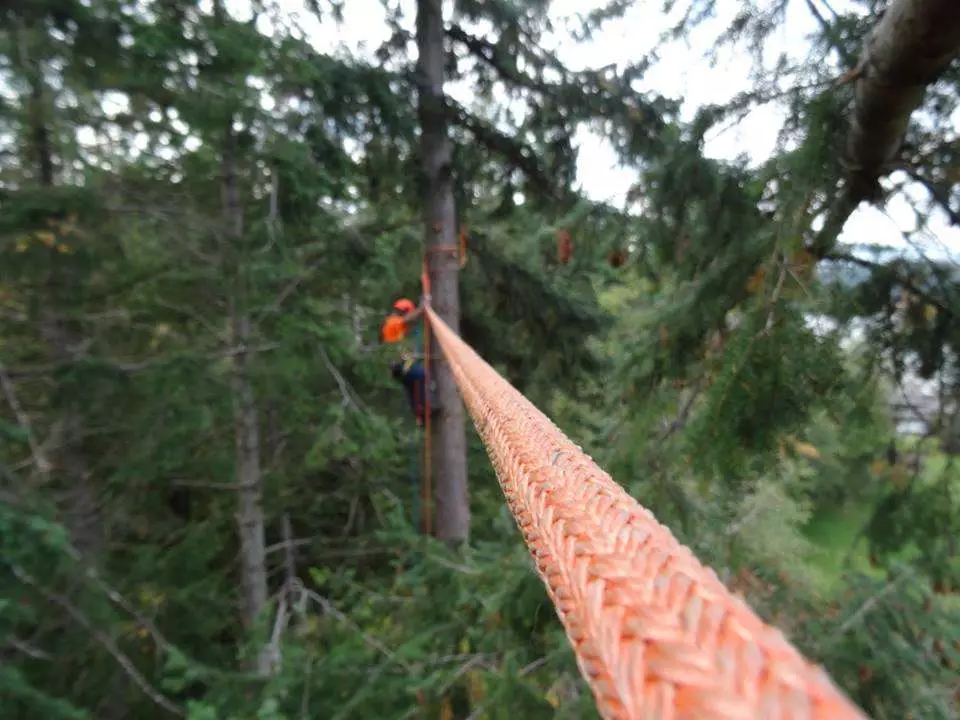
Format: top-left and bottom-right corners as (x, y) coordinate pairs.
(416, 0), (471, 544)
(845, 0), (960, 202)
(812, 0), (960, 255)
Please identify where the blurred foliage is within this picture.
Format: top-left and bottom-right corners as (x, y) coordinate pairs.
(2, 0), (959, 718)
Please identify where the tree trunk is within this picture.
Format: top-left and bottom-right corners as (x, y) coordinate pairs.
(813, 0), (960, 255)
(845, 0), (960, 203)
(230, 309), (270, 674)
(13, 18), (54, 186)
(221, 125), (270, 675)
(416, 0), (470, 544)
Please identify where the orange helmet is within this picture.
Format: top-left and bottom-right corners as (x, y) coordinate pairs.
(392, 298), (416, 315)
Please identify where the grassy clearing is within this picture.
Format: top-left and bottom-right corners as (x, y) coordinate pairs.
(803, 445), (959, 590)
(803, 502), (880, 589)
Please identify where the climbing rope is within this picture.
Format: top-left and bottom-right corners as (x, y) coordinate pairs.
(424, 306), (866, 720)
(408, 322), (424, 530)
(420, 262), (433, 536)
(408, 431), (420, 528)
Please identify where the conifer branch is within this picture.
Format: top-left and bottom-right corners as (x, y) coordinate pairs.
(823, 250), (955, 319)
(823, 570), (914, 648)
(8, 565), (185, 717)
(446, 25), (549, 94)
(802, 0), (855, 67)
(5, 636), (51, 661)
(319, 347), (368, 413)
(898, 166), (960, 227)
(292, 580), (415, 672)
(445, 99), (556, 199)
(658, 381), (705, 442)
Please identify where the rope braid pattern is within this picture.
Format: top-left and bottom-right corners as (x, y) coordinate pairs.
(425, 307), (866, 720)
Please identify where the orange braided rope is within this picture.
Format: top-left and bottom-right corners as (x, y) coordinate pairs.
(424, 306), (867, 720)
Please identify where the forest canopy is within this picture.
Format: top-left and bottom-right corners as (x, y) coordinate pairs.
(1, 0), (959, 718)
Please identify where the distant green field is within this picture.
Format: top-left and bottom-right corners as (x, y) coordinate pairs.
(802, 445), (958, 589)
(802, 502), (879, 588)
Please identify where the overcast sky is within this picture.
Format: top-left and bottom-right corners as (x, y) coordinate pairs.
(244, 0), (959, 258)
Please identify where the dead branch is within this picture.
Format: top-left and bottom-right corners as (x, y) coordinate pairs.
(319, 347), (368, 413)
(4, 636), (52, 660)
(9, 565), (185, 717)
(0, 360), (51, 475)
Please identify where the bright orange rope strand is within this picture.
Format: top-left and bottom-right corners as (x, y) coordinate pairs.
(424, 306), (866, 720)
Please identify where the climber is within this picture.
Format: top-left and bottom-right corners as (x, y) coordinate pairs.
(380, 296), (437, 426)
(380, 297), (422, 344)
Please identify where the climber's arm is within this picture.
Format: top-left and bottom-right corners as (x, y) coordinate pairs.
(402, 293), (430, 326)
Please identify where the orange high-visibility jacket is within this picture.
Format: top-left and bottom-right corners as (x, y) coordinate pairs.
(380, 314), (409, 344)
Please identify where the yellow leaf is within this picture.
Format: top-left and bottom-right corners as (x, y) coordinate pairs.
(440, 697), (454, 720)
(132, 515), (150, 538)
(57, 212), (79, 236)
(658, 324), (669, 347)
(35, 231), (56, 247)
(746, 266), (765, 293)
(890, 465), (908, 490)
(787, 249), (818, 286)
(137, 586), (165, 609)
(150, 324), (172, 349)
(16, 238), (29, 253)
(792, 440), (821, 460)
(545, 679), (564, 708)
(788, 249), (817, 271)
(296, 616), (319, 638)
(923, 304), (937, 322)
(56, 243), (71, 254)
(466, 670), (486, 704)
